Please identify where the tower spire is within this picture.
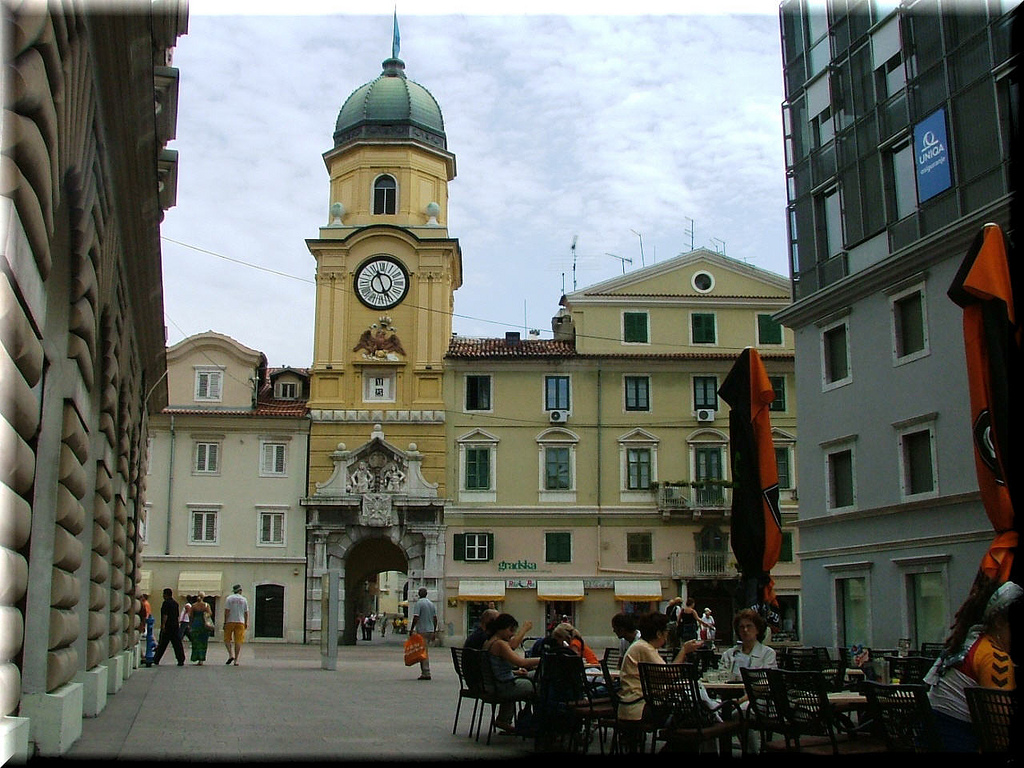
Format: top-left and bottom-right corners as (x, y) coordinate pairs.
(392, 8), (400, 60)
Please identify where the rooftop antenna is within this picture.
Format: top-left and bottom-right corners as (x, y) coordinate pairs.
(606, 252), (632, 274)
(684, 217), (695, 252)
(710, 237), (725, 254)
(571, 235), (578, 290)
(630, 229), (646, 267)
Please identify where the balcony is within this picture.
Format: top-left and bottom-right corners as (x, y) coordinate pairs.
(657, 482), (731, 520)
(671, 550), (737, 580)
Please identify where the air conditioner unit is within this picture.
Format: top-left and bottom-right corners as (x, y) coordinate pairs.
(549, 410), (568, 423)
(696, 408), (715, 423)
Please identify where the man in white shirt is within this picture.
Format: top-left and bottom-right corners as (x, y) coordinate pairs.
(223, 584), (249, 666)
(408, 587), (437, 680)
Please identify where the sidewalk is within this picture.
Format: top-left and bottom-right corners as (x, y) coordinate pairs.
(55, 636), (535, 762)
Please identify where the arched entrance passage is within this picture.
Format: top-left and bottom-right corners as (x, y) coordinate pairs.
(344, 537), (407, 645)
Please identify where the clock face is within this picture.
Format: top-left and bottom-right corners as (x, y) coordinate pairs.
(354, 256), (409, 309)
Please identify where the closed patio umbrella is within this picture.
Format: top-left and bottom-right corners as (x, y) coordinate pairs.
(718, 347), (783, 624)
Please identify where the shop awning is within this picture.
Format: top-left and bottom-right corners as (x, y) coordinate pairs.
(536, 580), (585, 601)
(457, 580), (506, 601)
(614, 580), (663, 601)
(177, 571), (223, 596)
(137, 570), (152, 594)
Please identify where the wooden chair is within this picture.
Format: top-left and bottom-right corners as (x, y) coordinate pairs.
(861, 681), (942, 752)
(638, 662), (744, 755)
(450, 646), (481, 737)
(884, 655), (932, 685)
(966, 686), (1017, 753)
(741, 667), (792, 752)
(773, 669), (886, 755)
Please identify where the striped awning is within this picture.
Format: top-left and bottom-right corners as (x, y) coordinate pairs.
(137, 570), (152, 594)
(614, 580), (663, 601)
(536, 580), (585, 602)
(457, 580), (506, 602)
(177, 571), (223, 596)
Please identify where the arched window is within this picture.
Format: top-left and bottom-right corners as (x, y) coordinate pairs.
(373, 175), (397, 215)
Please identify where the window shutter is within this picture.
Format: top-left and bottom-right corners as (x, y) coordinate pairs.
(453, 533), (465, 561)
(486, 533), (495, 562)
(207, 443), (219, 472)
(205, 512), (216, 541)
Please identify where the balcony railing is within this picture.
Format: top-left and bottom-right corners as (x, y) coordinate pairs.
(671, 551), (736, 579)
(657, 483), (731, 517)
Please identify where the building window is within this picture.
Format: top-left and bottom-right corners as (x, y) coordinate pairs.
(194, 368), (223, 402)
(544, 446), (572, 490)
(260, 442), (287, 476)
(836, 575), (869, 647)
(691, 271), (715, 293)
(826, 443), (856, 510)
(544, 375), (571, 411)
(626, 448), (652, 491)
(820, 187), (844, 259)
(454, 532), (493, 562)
(691, 313), (717, 344)
(458, 430), (498, 501)
(693, 376), (718, 410)
(363, 370), (396, 402)
(624, 376), (650, 412)
(194, 441), (220, 474)
(465, 447), (491, 491)
(465, 375), (492, 411)
(373, 174), (397, 214)
(776, 446), (792, 490)
(821, 317), (852, 389)
(257, 508), (285, 546)
(890, 284), (928, 364)
(769, 375), (787, 412)
(277, 381), (298, 400)
(693, 443), (726, 506)
(626, 532), (653, 563)
(779, 531), (795, 563)
(887, 142), (917, 221)
(545, 532), (572, 563)
(898, 421), (937, 498)
(190, 508), (218, 544)
(757, 313), (784, 345)
(623, 311), (649, 344)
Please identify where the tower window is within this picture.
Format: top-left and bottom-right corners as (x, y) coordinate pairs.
(373, 175), (397, 215)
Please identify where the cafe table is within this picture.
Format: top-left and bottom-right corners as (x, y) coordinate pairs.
(701, 679), (748, 700)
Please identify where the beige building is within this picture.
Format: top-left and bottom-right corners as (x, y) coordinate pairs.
(1, 2), (187, 758)
(144, 333), (310, 643)
(445, 249), (802, 647)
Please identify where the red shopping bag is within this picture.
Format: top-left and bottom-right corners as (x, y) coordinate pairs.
(404, 632), (428, 666)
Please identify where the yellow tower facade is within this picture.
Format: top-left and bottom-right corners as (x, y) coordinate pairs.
(303, 52), (460, 643)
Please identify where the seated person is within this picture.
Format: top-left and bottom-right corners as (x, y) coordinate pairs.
(464, 608), (499, 650)
(481, 613), (540, 733)
(617, 612), (702, 724)
(611, 612), (640, 669)
(551, 622), (600, 666)
(718, 608), (778, 682)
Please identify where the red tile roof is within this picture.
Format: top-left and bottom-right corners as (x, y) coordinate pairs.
(446, 337), (576, 359)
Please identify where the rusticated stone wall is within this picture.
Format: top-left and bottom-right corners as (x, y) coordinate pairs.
(1, 0), (186, 755)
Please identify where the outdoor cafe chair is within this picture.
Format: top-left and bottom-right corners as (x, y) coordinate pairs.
(450, 646), (481, 737)
(638, 662), (745, 756)
(533, 649), (614, 754)
(464, 647), (533, 745)
(740, 667), (792, 752)
(884, 655), (932, 685)
(966, 685), (1017, 753)
(600, 656), (653, 754)
(773, 669), (886, 755)
(861, 681), (942, 752)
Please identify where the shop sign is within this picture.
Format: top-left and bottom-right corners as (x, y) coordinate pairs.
(914, 108), (951, 203)
(498, 559), (537, 572)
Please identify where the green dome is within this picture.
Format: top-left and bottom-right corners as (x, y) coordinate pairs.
(334, 58), (446, 150)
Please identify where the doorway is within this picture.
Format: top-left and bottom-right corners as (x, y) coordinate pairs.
(255, 584), (285, 638)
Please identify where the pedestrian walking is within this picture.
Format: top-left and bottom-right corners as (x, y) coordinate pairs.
(223, 584), (249, 666)
(189, 592), (213, 665)
(408, 587), (437, 680)
(152, 588), (185, 666)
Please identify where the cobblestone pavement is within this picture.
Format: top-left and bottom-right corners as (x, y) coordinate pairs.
(58, 637), (538, 763)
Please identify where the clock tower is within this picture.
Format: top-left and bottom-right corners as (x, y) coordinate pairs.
(302, 39), (460, 643)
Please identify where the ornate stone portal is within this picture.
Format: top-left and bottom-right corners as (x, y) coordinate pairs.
(301, 425), (445, 644)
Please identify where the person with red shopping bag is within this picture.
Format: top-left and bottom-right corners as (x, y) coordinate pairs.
(408, 587), (437, 680)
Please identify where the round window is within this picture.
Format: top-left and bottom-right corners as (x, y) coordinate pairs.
(692, 271), (714, 293)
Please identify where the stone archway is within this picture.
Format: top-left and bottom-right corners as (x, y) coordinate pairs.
(336, 533), (408, 645)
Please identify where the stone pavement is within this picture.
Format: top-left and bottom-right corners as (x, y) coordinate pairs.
(54, 636), (538, 763)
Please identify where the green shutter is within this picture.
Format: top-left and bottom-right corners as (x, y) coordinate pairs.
(453, 533), (465, 561)
(758, 314), (784, 344)
(486, 532), (495, 562)
(624, 312), (648, 343)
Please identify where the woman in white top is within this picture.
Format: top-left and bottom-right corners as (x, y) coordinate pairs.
(718, 608), (777, 682)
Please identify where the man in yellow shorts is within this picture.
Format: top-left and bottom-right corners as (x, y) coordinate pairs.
(223, 584), (249, 666)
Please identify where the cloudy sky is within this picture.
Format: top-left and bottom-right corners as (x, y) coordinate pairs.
(159, 1), (791, 368)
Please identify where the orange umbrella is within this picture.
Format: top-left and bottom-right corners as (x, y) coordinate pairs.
(948, 223), (1019, 583)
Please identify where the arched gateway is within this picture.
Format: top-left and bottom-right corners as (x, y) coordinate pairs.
(302, 424), (446, 645)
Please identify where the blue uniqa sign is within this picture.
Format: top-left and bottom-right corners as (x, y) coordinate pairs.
(914, 109), (952, 203)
